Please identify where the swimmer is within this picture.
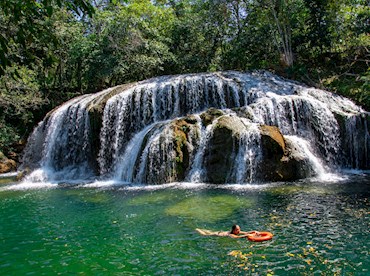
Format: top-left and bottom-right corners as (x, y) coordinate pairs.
(195, 224), (259, 238)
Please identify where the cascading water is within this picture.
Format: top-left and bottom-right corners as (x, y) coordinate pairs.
(186, 116), (216, 183)
(21, 71), (370, 184)
(22, 92), (107, 181)
(228, 121), (262, 183)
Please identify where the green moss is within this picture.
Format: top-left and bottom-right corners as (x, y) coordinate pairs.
(0, 176), (17, 185)
(128, 192), (174, 206)
(267, 185), (335, 195)
(172, 119), (193, 179)
(200, 108), (224, 126)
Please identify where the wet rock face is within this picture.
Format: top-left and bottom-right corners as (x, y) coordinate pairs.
(140, 118), (199, 184)
(258, 125), (287, 181)
(204, 118), (236, 184)
(336, 113), (370, 170)
(258, 125), (312, 181)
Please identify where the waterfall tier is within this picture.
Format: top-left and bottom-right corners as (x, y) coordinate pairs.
(21, 71), (370, 184)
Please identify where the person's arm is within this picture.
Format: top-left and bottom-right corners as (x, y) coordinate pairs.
(229, 234), (250, 238)
(240, 231), (260, 235)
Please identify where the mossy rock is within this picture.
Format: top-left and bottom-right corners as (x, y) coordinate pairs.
(200, 108), (224, 126)
(0, 151), (5, 161)
(171, 118), (198, 180)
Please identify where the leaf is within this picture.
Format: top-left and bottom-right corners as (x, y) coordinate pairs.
(228, 250), (240, 257)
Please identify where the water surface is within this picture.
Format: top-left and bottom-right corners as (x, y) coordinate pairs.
(1, 174), (369, 275)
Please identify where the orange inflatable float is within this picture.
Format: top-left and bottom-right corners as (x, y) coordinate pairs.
(247, 231), (273, 242)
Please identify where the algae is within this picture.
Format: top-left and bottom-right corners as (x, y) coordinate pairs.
(165, 195), (254, 222)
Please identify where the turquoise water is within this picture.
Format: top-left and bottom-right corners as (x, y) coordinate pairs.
(0, 175), (369, 275)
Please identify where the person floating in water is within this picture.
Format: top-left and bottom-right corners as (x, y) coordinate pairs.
(196, 224), (259, 238)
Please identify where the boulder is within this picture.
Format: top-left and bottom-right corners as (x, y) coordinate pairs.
(258, 125), (313, 181)
(172, 119), (193, 180)
(204, 115), (245, 184)
(0, 152), (17, 173)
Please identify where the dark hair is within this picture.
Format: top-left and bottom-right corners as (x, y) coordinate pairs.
(230, 224), (239, 234)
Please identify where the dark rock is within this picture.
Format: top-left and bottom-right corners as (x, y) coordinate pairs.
(204, 116), (241, 184)
(335, 112), (370, 169)
(258, 125), (312, 181)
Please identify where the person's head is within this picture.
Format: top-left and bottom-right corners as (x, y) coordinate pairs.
(230, 224), (241, 234)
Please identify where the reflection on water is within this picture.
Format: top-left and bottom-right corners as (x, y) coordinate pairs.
(0, 174), (369, 275)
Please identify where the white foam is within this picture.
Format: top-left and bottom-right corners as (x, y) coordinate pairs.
(1, 181), (56, 191)
(0, 172), (18, 178)
(308, 173), (347, 183)
(80, 180), (129, 188)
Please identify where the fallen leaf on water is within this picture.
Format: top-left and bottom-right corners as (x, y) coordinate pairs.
(228, 250), (240, 256)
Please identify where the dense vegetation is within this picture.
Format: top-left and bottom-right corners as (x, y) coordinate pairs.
(0, 0), (369, 157)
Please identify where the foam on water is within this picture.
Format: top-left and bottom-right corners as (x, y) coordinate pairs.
(0, 181), (56, 191)
(0, 172), (18, 178)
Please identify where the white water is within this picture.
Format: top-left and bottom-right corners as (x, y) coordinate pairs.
(19, 71), (369, 185)
(229, 122), (262, 183)
(114, 124), (159, 182)
(285, 135), (327, 176)
(186, 116), (216, 182)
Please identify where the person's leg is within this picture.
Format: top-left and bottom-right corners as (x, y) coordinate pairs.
(195, 228), (216, 235)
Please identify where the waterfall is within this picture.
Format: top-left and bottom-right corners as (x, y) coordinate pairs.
(248, 94), (341, 166)
(22, 93), (105, 181)
(133, 123), (175, 184)
(186, 116), (216, 183)
(228, 122), (262, 183)
(285, 135), (327, 177)
(21, 71), (370, 184)
(343, 114), (370, 169)
(113, 123), (159, 182)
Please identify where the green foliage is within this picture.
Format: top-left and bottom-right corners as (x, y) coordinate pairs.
(0, 117), (19, 151)
(0, 65), (45, 150)
(0, 0), (369, 156)
(0, 0), (94, 75)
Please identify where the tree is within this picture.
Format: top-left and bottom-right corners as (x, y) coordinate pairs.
(0, 0), (94, 75)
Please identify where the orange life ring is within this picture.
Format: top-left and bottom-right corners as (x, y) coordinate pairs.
(247, 231), (273, 242)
